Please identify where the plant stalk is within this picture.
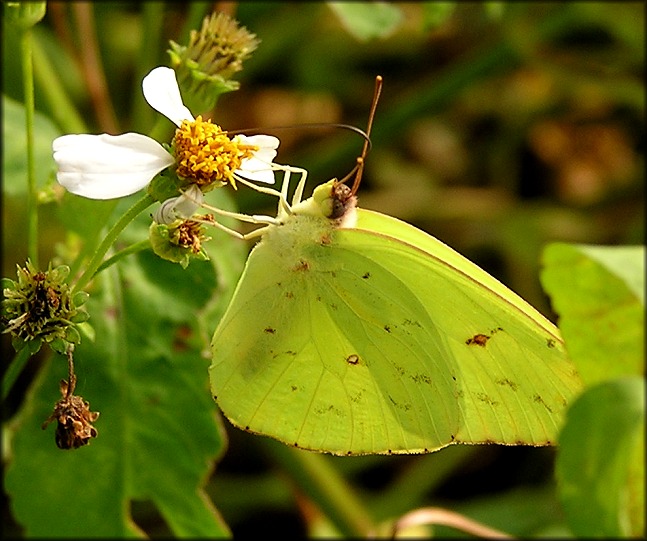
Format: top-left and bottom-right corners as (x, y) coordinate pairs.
(72, 194), (154, 293)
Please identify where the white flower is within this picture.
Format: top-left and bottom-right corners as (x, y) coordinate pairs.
(53, 67), (280, 200)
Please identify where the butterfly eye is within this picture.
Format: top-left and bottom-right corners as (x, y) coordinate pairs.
(330, 182), (355, 219)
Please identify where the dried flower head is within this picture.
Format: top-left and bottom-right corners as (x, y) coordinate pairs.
(42, 378), (99, 450)
(1, 260), (89, 354)
(168, 11), (260, 112)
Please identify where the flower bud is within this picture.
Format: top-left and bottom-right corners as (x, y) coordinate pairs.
(168, 12), (259, 112)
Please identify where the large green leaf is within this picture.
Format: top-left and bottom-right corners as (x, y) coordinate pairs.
(556, 377), (644, 538)
(540, 243), (645, 386)
(5, 250), (232, 537)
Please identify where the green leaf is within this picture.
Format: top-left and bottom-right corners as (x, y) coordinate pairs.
(556, 377), (645, 538)
(576, 245), (645, 304)
(540, 243), (645, 386)
(5, 251), (232, 537)
(327, 2), (403, 41)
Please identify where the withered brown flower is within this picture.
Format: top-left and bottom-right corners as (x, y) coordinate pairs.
(42, 378), (99, 450)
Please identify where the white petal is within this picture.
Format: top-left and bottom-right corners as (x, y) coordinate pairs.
(53, 133), (175, 199)
(235, 135), (280, 184)
(142, 67), (194, 127)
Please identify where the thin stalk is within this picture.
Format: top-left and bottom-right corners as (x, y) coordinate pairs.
(72, 194), (154, 293)
(95, 239), (151, 275)
(259, 438), (375, 537)
(21, 28), (38, 266)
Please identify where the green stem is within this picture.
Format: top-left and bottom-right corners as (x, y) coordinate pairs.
(259, 438), (375, 536)
(95, 239), (151, 275)
(21, 28), (38, 266)
(2, 346), (32, 401)
(72, 194), (154, 293)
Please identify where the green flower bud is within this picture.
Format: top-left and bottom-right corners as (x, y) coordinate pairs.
(168, 11), (260, 113)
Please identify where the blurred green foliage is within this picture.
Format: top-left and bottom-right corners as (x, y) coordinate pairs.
(2, 1), (644, 538)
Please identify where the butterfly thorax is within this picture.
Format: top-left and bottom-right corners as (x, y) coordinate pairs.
(260, 180), (358, 264)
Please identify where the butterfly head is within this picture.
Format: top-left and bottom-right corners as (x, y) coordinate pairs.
(305, 180), (357, 227)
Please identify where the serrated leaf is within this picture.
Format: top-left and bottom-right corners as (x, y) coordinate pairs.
(5, 249), (234, 537)
(540, 243), (645, 386)
(327, 2), (403, 41)
(556, 377), (645, 538)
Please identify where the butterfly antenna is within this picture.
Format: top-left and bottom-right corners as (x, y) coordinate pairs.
(350, 75), (383, 196)
(229, 123), (370, 139)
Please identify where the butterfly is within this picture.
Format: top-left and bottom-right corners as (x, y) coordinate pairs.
(209, 76), (581, 456)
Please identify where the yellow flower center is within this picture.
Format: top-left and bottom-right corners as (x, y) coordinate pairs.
(173, 115), (258, 188)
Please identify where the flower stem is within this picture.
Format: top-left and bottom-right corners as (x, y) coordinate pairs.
(72, 194), (155, 293)
(21, 27), (38, 267)
(95, 239), (151, 275)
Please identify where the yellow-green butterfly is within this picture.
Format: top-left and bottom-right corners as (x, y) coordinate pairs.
(209, 77), (581, 456)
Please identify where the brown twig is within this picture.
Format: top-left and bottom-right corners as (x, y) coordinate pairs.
(391, 507), (514, 539)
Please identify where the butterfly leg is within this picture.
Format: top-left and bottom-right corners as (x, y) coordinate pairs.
(289, 166), (309, 207)
(198, 202), (282, 226)
(276, 164), (308, 220)
(233, 163), (299, 216)
(192, 215), (270, 240)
